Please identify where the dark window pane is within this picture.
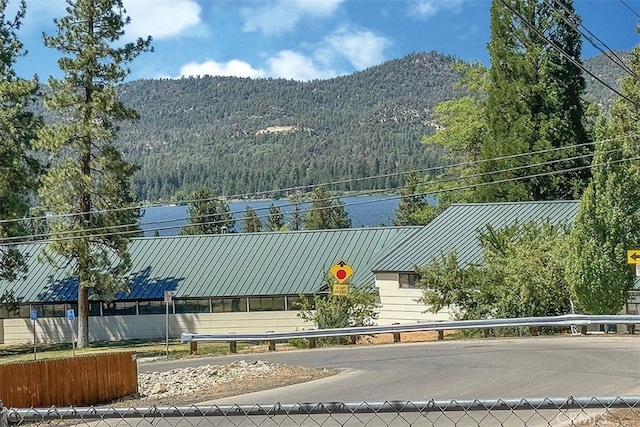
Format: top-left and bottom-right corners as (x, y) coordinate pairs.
(175, 299), (210, 314)
(139, 301), (166, 314)
(102, 301), (137, 316)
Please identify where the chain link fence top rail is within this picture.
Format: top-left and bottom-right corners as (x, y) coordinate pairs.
(3, 396), (640, 426)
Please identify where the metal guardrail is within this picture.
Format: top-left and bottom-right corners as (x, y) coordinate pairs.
(3, 396), (640, 426)
(181, 314), (640, 345)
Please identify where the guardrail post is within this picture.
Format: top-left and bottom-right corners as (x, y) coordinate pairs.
(437, 330), (444, 341)
(628, 324), (635, 335)
(530, 326), (539, 336)
(393, 332), (401, 343)
(308, 338), (316, 349)
(190, 341), (198, 355)
(229, 341), (237, 353)
(268, 340), (276, 351)
(581, 325), (588, 335)
(0, 399), (7, 427)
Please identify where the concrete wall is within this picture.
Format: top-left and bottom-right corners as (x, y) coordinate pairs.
(1, 311), (312, 345)
(375, 272), (452, 325)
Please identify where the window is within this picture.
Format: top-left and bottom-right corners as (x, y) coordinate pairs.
(248, 297), (285, 312)
(223, 298), (246, 312)
(213, 298), (247, 312)
(399, 273), (420, 289)
(175, 299), (210, 314)
(102, 301), (137, 316)
(139, 301), (166, 314)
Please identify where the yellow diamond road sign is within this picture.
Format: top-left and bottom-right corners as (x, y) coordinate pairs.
(628, 250), (640, 264)
(329, 259), (354, 283)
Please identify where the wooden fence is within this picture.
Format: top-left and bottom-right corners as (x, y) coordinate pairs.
(0, 352), (138, 408)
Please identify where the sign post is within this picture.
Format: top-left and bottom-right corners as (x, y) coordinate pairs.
(67, 309), (76, 357)
(329, 259), (354, 296)
(164, 290), (172, 359)
(29, 308), (38, 360)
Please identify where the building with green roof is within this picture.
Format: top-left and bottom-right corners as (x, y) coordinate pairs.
(4, 199), (622, 345)
(0, 227), (417, 344)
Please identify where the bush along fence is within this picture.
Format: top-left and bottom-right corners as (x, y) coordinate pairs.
(0, 352), (138, 407)
(2, 396), (640, 426)
(181, 313), (640, 354)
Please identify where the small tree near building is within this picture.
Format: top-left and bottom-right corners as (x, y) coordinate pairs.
(181, 187), (235, 235)
(296, 278), (378, 344)
(241, 206), (263, 233)
(267, 203), (285, 231)
(304, 186), (351, 230)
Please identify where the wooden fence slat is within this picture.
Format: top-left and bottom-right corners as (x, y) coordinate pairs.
(0, 352), (138, 408)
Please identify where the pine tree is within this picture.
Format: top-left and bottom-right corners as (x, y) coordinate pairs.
(267, 203), (285, 231)
(0, 0), (42, 283)
(392, 173), (437, 226)
(288, 194), (304, 231)
(35, 0), (151, 347)
(477, 0), (591, 202)
(241, 206), (263, 233)
(569, 42), (640, 314)
(181, 187), (235, 235)
(304, 186), (351, 230)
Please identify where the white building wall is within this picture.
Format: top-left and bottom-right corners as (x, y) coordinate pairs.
(1, 311), (312, 345)
(375, 272), (452, 325)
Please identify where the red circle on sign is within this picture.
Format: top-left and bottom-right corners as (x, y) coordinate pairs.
(336, 269), (347, 280)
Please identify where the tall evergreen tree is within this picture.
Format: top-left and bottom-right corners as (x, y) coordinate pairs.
(241, 206), (262, 233)
(477, 0), (591, 202)
(392, 173), (437, 226)
(0, 0), (42, 284)
(304, 186), (351, 230)
(267, 203), (285, 231)
(35, 0), (151, 347)
(181, 187), (234, 235)
(569, 42), (640, 314)
(288, 194), (304, 231)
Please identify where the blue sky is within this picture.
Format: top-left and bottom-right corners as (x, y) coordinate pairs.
(9, 0), (640, 82)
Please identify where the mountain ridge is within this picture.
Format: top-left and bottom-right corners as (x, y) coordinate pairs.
(112, 51), (627, 202)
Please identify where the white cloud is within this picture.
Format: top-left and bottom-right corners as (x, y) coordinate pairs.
(241, 0), (344, 36)
(409, 0), (464, 19)
(123, 0), (202, 40)
(266, 50), (335, 81)
(322, 27), (390, 69)
(176, 50), (337, 81)
(179, 60), (265, 79)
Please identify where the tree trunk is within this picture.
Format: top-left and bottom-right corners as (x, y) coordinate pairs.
(77, 284), (89, 348)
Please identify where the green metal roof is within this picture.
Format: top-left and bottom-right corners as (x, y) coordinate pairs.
(373, 200), (580, 272)
(0, 227), (417, 303)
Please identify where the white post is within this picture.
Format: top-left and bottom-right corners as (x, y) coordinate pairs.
(30, 308), (37, 361)
(164, 290), (172, 359)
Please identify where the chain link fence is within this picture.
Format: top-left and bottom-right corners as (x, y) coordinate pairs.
(2, 396), (640, 426)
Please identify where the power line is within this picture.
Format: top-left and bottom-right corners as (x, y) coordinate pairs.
(545, 0), (638, 82)
(619, 0), (640, 19)
(2, 143), (636, 245)
(0, 136), (609, 227)
(497, 0), (640, 109)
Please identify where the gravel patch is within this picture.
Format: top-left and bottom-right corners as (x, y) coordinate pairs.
(115, 360), (339, 406)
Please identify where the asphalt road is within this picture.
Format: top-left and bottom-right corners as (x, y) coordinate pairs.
(140, 335), (640, 404)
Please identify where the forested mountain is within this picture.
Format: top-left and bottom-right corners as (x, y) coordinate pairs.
(583, 51), (630, 110)
(111, 51), (626, 202)
(116, 52), (462, 201)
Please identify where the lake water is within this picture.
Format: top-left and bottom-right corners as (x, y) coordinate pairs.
(140, 195), (401, 236)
